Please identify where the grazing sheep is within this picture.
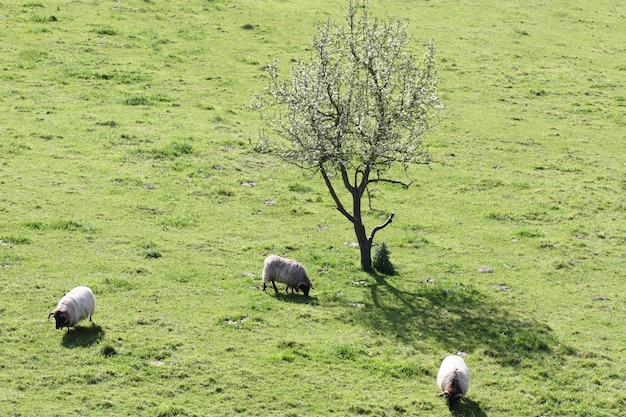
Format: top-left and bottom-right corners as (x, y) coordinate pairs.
(262, 255), (312, 297)
(48, 286), (96, 330)
(436, 355), (469, 409)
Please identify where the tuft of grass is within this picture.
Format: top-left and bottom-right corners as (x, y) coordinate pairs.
(515, 227), (546, 238)
(122, 95), (151, 106)
(140, 241), (162, 259)
(159, 212), (197, 229)
(93, 26), (117, 36)
(288, 183), (313, 193)
(152, 141), (194, 159)
(144, 248), (162, 259)
(333, 342), (368, 361)
(0, 235), (31, 245)
(100, 345), (117, 357)
(30, 14), (57, 23)
(22, 219), (96, 233)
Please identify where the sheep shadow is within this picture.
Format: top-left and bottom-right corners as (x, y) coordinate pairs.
(273, 291), (319, 305)
(61, 323), (105, 348)
(348, 274), (570, 366)
(451, 398), (487, 417)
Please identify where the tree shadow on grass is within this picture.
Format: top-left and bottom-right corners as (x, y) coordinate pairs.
(61, 324), (105, 348)
(349, 274), (571, 366)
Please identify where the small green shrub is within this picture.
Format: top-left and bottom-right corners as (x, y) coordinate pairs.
(373, 242), (395, 275)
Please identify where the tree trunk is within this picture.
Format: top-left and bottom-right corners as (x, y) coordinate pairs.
(320, 164), (388, 272)
(354, 221), (373, 272)
(352, 177), (373, 271)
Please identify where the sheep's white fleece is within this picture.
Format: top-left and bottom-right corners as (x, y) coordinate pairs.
(262, 255), (311, 292)
(437, 355), (469, 397)
(54, 286), (96, 327)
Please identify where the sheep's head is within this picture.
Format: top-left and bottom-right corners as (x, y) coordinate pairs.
(298, 283), (311, 297)
(447, 393), (464, 410)
(48, 310), (69, 329)
(439, 390), (464, 398)
(439, 390), (464, 410)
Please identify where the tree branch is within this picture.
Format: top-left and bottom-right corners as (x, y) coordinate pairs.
(356, 164), (371, 195)
(368, 213), (394, 242)
(321, 164), (355, 223)
(339, 163), (356, 193)
(369, 177), (415, 189)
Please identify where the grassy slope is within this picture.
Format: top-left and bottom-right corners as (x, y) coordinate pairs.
(0, 0), (624, 416)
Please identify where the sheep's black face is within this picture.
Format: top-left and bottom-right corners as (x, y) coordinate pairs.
(54, 313), (68, 329)
(447, 394), (462, 411)
(299, 284), (310, 297)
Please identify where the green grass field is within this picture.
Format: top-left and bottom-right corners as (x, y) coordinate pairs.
(1, 0), (624, 416)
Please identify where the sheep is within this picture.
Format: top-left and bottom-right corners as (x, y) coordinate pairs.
(436, 354), (469, 410)
(262, 255), (312, 297)
(48, 286), (96, 330)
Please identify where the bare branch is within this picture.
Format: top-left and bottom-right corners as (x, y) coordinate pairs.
(339, 163), (356, 193)
(369, 213), (395, 242)
(369, 177), (415, 189)
(366, 187), (382, 211)
(321, 164), (354, 223)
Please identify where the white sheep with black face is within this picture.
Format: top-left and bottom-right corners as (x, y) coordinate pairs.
(48, 286), (96, 330)
(262, 255), (312, 297)
(436, 355), (469, 409)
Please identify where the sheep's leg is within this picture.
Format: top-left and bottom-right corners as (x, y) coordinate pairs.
(89, 315), (92, 322)
(271, 280), (279, 293)
(263, 282), (267, 292)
